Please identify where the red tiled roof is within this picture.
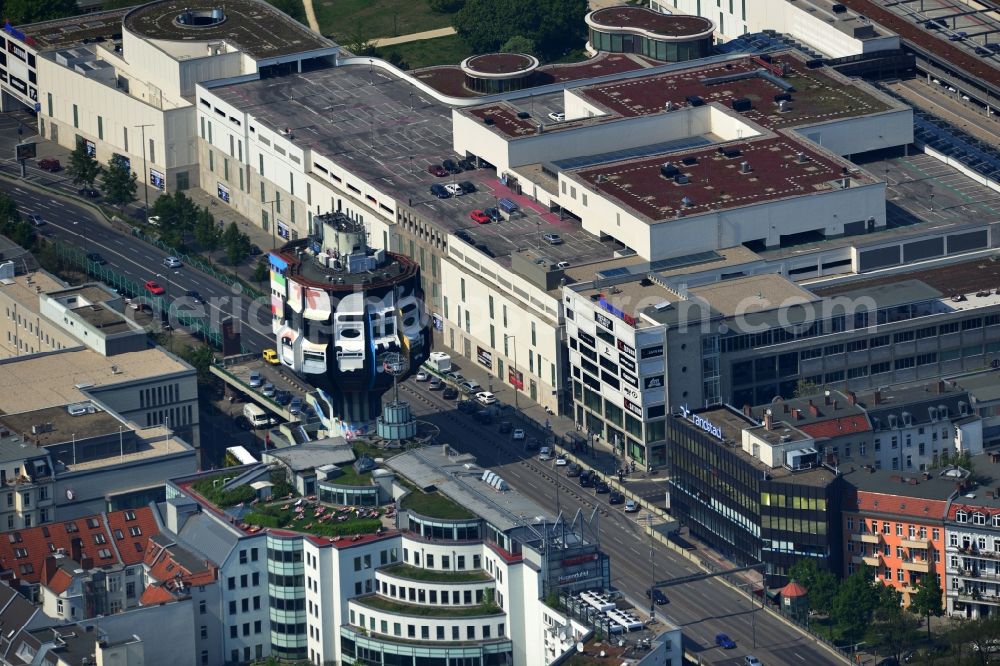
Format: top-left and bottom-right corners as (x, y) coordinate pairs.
(0, 508), (158, 586)
(143, 540), (216, 589)
(43, 567), (73, 595)
(139, 584), (175, 606)
(105, 507), (159, 565)
(947, 502), (1000, 521)
(798, 416), (871, 439)
(853, 489), (949, 520)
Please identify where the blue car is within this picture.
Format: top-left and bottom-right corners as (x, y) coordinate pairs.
(715, 633), (736, 649)
(289, 397), (303, 415)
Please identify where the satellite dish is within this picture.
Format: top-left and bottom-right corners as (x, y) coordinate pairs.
(618, 640), (625, 647)
(558, 632), (566, 641)
(65, 489), (75, 500)
(600, 651), (607, 658)
(576, 642), (584, 653)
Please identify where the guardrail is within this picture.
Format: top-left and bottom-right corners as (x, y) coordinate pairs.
(51, 240), (248, 354)
(130, 228), (265, 300)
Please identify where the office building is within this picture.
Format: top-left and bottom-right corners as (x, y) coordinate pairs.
(158, 441), (616, 666)
(667, 405), (843, 583)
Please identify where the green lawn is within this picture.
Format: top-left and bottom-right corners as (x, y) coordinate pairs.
(381, 563), (492, 583)
(401, 491), (474, 520)
(314, 0), (453, 42)
(377, 34), (473, 70)
(331, 466), (373, 487)
(355, 595), (502, 617)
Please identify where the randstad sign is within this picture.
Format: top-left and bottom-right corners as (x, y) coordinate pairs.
(680, 405), (723, 440)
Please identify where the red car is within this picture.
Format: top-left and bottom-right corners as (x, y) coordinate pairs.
(427, 164), (448, 177)
(38, 158), (61, 172)
(470, 210), (491, 224)
(144, 280), (166, 296)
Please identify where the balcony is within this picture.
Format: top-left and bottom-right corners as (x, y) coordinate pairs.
(852, 554), (880, 567)
(948, 590), (1000, 605)
(900, 559), (931, 573)
(850, 532), (881, 544)
(900, 537), (929, 550)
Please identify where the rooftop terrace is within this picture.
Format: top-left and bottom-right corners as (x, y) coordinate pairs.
(0, 404), (120, 443)
(123, 0), (332, 60)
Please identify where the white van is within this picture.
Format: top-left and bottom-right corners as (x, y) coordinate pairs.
(243, 403), (270, 429)
(427, 351), (452, 373)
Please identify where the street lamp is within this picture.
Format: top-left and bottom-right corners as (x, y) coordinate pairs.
(264, 198), (279, 249)
(504, 334), (518, 410)
(134, 124), (155, 222)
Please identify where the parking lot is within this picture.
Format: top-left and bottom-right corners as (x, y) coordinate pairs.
(211, 353), (314, 426)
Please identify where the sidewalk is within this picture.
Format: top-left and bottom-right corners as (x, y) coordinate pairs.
(371, 27), (456, 48)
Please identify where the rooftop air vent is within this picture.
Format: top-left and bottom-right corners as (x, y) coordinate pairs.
(660, 162), (680, 178)
(681, 156), (699, 166)
(731, 97), (753, 112)
(681, 196), (694, 207)
(740, 161), (753, 174)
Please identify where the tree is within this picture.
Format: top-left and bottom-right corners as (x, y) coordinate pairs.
(949, 615), (1000, 666)
(193, 207), (221, 252)
(500, 35), (537, 56)
(787, 558), (837, 617)
(67, 142), (101, 189)
(793, 378), (820, 398)
(267, 0), (306, 24)
(831, 565), (881, 644)
(3, 0), (78, 24)
(221, 222), (251, 265)
(429, 0), (466, 12)
(100, 156), (137, 209)
(453, 0), (520, 54)
(867, 585), (918, 666)
(252, 259), (270, 285)
(455, 0), (588, 61)
(910, 571), (944, 641)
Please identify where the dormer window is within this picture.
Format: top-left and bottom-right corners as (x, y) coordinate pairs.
(974, 512), (987, 526)
(956, 510), (968, 523)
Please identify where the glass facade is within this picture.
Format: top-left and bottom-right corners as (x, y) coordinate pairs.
(463, 74), (532, 94)
(267, 535), (307, 660)
(589, 29), (711, 62)
(667, 415), (842, 583)
(319, 482), (380, 507)
(341, 627), (513, 666)
(407, 515), (482, 542)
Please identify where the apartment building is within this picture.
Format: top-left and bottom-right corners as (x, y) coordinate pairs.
(0, 507), (157, 609)
(841, 466), (952, 607)
(943, 478), (1000, 619)
(753, 381), (983, 474)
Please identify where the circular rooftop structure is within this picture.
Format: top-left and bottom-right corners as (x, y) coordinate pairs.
(460, 53), (540, 94)
(586, 7), (714, 62)
(123, 0), (332, 60)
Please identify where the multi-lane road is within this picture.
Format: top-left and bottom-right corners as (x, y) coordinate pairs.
(0, 154), (843, 664)
(397, 381), (843, 666)
(0, 176), (273, 351)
